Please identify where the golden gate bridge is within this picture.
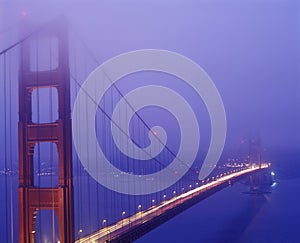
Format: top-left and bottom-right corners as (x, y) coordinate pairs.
(0, 17), (270, 243)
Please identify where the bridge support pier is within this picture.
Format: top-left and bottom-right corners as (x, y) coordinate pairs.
(249, 170), (265, 193)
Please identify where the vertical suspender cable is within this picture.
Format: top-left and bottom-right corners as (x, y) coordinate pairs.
(49, 37), (56, 243)
(73, 43), (82, 238)
(8, 50), (14, 243)
(94, 72), (100, 230)
(4, 52), (9, 242)
(35, 37), (43, 243)
(84, 54), (92, 236)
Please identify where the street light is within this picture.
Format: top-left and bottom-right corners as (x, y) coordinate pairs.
(151, 199), (155, 206)
(138, 204), (142, 223)
(173, 190), (176, 197)
(163, 194), (166, 201)
(102, 219), (107, 227)
(78, 229), (83, 242)
(121, 211), (126, 227)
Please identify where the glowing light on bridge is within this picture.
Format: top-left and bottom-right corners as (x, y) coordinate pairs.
(138, 205), (142, 211)
(75, 163), (271, 243)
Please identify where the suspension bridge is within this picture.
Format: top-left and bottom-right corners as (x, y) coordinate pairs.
(76, 164), (269, 243)
(0, 17), (270, 243)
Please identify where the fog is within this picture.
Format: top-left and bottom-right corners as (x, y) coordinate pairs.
(1, 1), (300, 242)
(1, 0), (299, 161)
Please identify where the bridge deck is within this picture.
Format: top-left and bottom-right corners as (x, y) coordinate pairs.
(76, 164), (269, 243)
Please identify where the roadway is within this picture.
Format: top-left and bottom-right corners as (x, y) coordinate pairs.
(76, 164), (270, 243)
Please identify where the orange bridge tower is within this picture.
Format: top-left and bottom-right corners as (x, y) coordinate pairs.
(18, 19), (74, 243)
